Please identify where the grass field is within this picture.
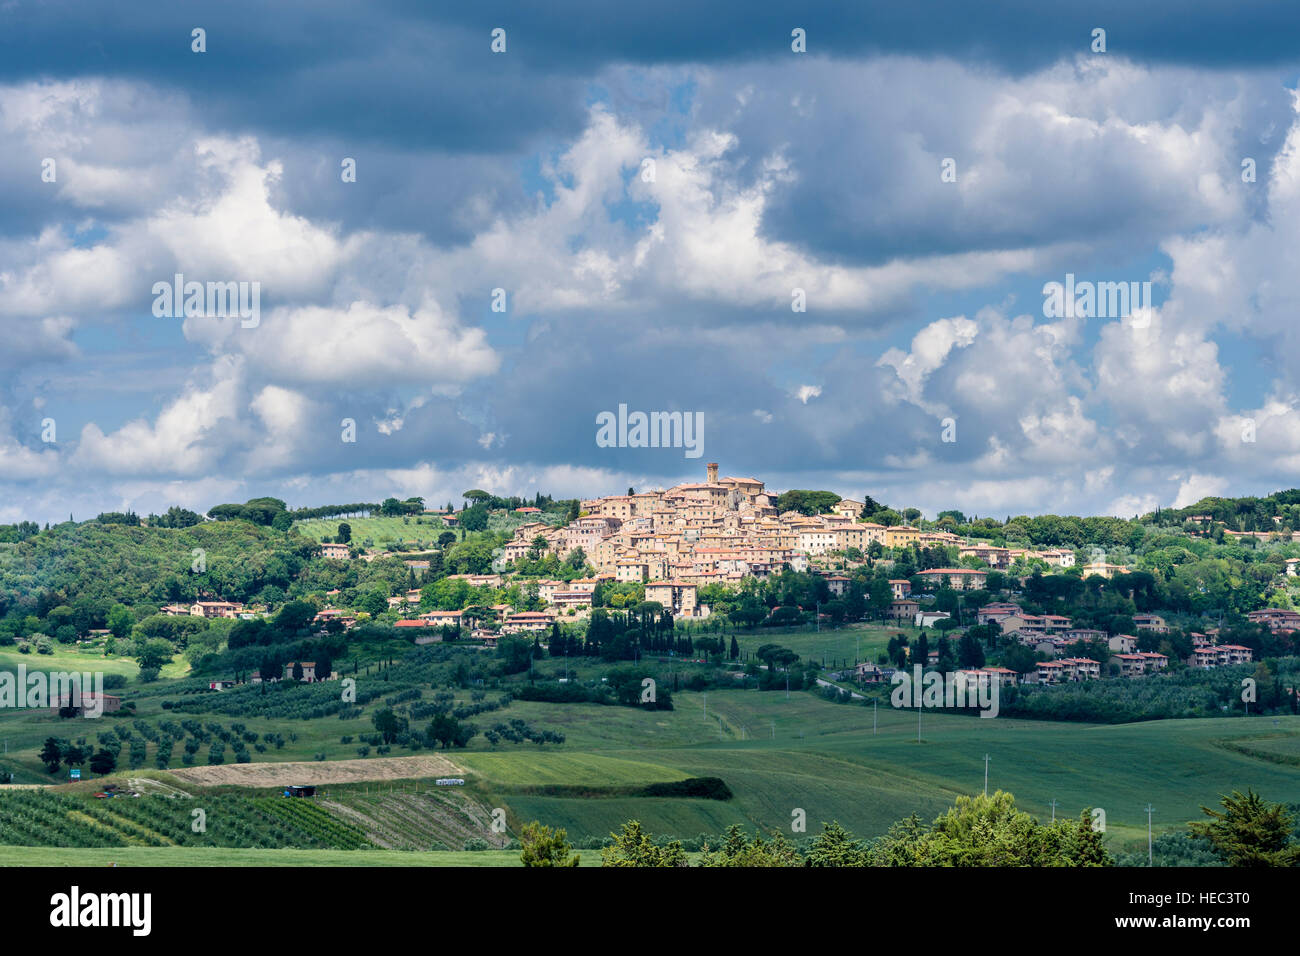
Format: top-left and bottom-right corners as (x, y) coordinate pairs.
(0, 845), (588, 866)
(2, 662), (1297, 863)
(0, 646), (187, 682)
(447, 690), (1300, 853)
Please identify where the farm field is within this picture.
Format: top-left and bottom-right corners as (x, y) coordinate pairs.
(2, 672), (1297, 862)
(0, 845), (577, 866)
(729, 623), (908, 669)
(0, 646), (186, 682)
(448, 691), (1300, 852)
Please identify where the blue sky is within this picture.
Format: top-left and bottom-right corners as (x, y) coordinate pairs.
(3, 1), (1300, 523)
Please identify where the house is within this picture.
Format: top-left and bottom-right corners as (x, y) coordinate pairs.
(1083, 562), (1130, 580)
(1115, 652), (1167, 677)
(419, 609), (464, 628)
(883, 526), (921, 548)
(889, 579), (911, 599)
(980, 666), (1019, 687)
(855, 662), (887, 682)
(1138, 651), (1168, 672)
(1107, 634), (1138, 654)
(915, 611), (951, 628)
(49, 693), (122, 715)
(321, 542), (351, 560)
(887, 599), (920, 621)
(1246, 608), (1300, 633)
(976, 603), (1021, 626)
(282, 661), (318, 681)
(1133, 613), (1170, 635)
(825, 575), (850, 597)
(502, 611), (556, 634)
(1036, 661), (1067, 684)
(190, 600), (242, 619)
(1216, 644), (1255, 666)
(915, 568), (988, 591)
(1036, 549), (1076, 568)
(1114, 653), (1149, 677)
(959, 545), (1012, 569)
(833, 499), (864, 519)
(644, 581), (702, 617)
(1059, 657), (1101, 680)
(550, 590), (594, 611)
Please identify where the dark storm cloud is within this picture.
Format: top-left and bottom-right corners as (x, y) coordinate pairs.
(4, 0), (1299, 158)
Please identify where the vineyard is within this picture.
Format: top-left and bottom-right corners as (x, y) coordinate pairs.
(0, 790), (372, 850)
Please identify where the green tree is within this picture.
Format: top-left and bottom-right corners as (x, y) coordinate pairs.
(89, 749), (117, 775)
(39, 737), (65, 773)
(1190, 790), (1300, 867)
(601, 821), (688, 867)
(805, 821), (870, 867)
(133, 637), (174, 674)
(519, 821), (580, 867)
(106, 604), (134, 640)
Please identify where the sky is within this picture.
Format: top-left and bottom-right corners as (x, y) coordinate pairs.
(3, 0), (1300, 524)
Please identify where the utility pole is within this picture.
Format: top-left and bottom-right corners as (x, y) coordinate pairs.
(1048, 799), (1058, 823)
(873, 699), (877, 735)
(984, 754), (989, 796)
(771, 720), (775, 740)
(1145, 804), (1155, 865)
(916, 699), (922, 743)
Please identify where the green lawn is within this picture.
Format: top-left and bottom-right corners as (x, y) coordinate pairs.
(0, 646), (187, 682)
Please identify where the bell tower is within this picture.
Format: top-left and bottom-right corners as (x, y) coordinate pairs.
(706, 462), (719, 484)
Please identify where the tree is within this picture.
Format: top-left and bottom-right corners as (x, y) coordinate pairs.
(698, 825), (802, 867)
(601, 821), (688, 867)
(957, 631), (986, 669)
(337, 522), (352, 543)
(40, 737), (65, 773)
(869, 791), (1112, 867)
(106, 604), (134, 640)
(804, 821), (869, 867)
(372, 708), (407, 745)
(61, 743), (86, 770)
(89, 749), (117, 775)
(1190, 790), (1300, 867)
(459, 505), (489, 532)
(519, 821), (580, 867)
(133, 638), (174, 674)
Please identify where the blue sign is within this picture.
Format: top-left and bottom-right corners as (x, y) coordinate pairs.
(70, 769), (81, 780)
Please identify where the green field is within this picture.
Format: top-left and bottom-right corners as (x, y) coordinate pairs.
(3, 668), (1298, 863)
(728, 623), (905, 670)
(0, 646), (187, 682)
(293, 510), (556, 550)
(0, 845), (588, 866)
(462, 693), (1300, 852)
